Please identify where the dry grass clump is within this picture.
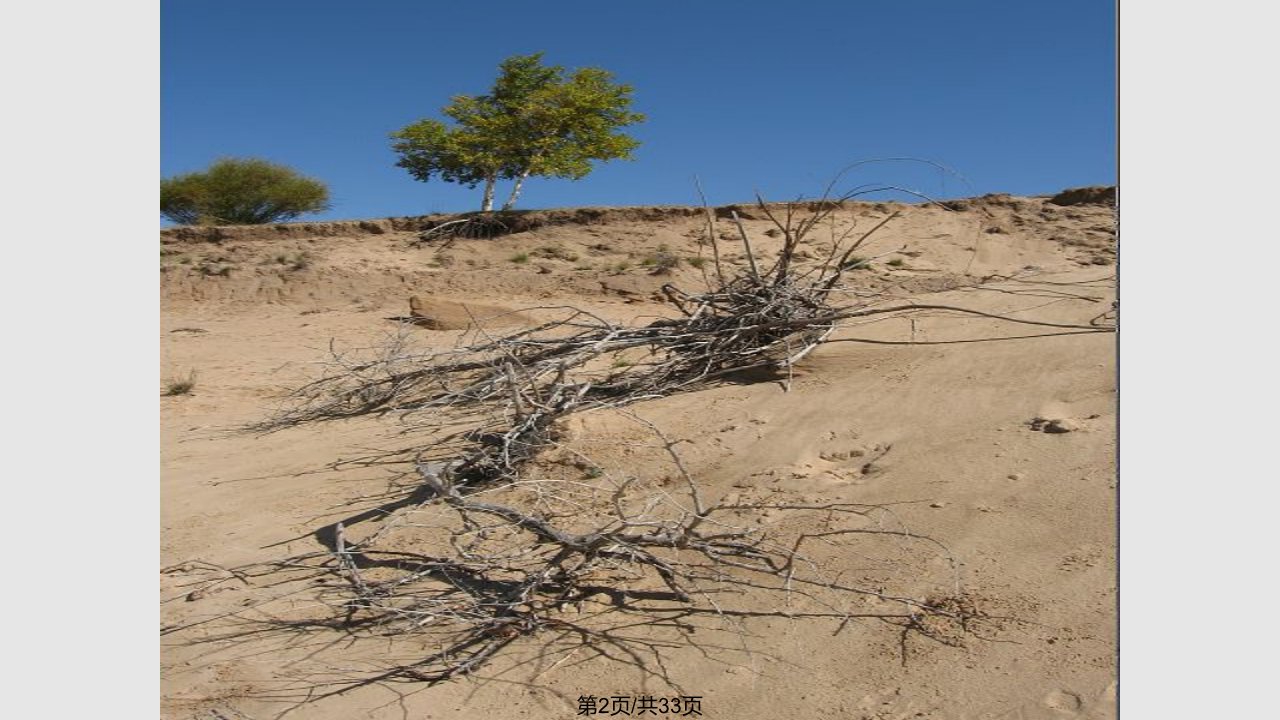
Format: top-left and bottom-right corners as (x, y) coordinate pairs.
(640, 244), (680, 274)
(533, 245), (580, 262)
(270, 251), (311, 271)
(163, 371), (197, 397)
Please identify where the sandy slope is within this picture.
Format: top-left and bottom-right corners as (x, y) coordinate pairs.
(161, 191), (1116, 719)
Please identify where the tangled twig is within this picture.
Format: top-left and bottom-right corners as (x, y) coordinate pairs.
(195, 192), (1112, 703)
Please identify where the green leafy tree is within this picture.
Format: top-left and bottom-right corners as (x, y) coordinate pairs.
(160, 158), (331, 225)
(391, 53), (644, 211)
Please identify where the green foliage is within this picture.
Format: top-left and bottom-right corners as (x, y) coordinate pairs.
(390, 117), (502, 189)
(161, 158), (330, 225)
(390, 53), (644, 210)
(509, 252), (530, 264)
(887, 257), (906, 267)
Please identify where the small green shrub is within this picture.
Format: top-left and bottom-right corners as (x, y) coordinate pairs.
(161, 157), (330, 226)
(510, 253), (530, 264)
(687, 256), (707, 269)
(887, 257), (906, 268)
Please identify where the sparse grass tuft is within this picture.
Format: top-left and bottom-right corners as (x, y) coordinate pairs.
(272, 251), (312, 271)
(163, 371), (198, 397)
(686, 256), (707, 269)
(640, 244), (680, 275)
(887, 257), (906, 268)
(533, 245), (579, 262)
(197, 254), (235, 276)
(509, 253), (530, 264)
(841, 255), (871, 270)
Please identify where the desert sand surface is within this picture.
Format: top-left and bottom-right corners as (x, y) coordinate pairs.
(161, 190), (1116, 720)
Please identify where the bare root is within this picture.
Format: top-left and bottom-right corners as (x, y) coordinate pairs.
(190, 191), (1111, 704)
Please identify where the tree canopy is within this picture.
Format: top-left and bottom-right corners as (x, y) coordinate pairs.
(391, 53), (644, 211)
(160, 158), (330, 225)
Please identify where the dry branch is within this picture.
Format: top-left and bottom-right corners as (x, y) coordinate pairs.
(229, 417), (968, 698)
(213, 192), (1112, 701)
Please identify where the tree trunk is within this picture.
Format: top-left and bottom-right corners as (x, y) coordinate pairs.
(501, 169), (532, 211)
(481, 175), (496, 212)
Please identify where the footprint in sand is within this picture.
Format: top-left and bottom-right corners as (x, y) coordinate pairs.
(818, 448), (867, 462)
(1042, 688), (1083, 713)
(818, 442), (893, 474)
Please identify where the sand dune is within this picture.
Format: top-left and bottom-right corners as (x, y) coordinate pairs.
(161, 190), (1116, 719)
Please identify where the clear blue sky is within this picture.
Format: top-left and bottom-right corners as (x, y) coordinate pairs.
(161, 0), (1115, 221)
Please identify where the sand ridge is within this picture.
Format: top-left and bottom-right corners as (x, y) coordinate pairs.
(161, 190), (1116, 719)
